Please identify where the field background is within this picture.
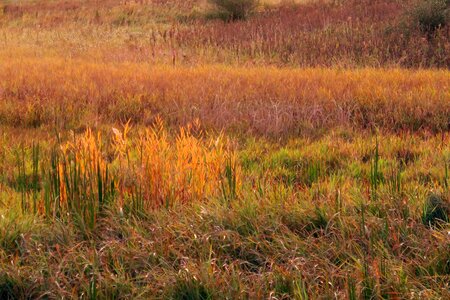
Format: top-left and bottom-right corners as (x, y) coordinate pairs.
(0, 0), (449, 299)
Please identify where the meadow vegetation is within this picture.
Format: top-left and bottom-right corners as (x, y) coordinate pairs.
(0, 0), (449, 299)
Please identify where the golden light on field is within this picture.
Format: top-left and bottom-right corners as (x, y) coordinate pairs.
(0, 0), (449, 298)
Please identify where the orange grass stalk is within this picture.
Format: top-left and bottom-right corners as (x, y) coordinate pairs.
(41, 120), (239, 220)
(136, 119), (238, 209)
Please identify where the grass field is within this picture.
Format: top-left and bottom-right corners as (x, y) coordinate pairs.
(0, 0), (449, 299)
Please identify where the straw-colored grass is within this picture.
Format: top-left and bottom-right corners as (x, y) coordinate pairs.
(0, 58), (448, 134)
(0, 0), (449, 298)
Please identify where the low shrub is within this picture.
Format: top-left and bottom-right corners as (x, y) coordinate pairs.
(208, 0), (259, 20)
(411, 0), (449, 33)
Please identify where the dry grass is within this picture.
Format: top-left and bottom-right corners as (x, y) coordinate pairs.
(0, 0), (448, 67)
(0, 0), (449, 299)
(0, 58), (448, 135)
(7, 119), (238, 227)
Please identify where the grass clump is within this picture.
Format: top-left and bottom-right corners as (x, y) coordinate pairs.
(0, 212), (35, 255)
(208, 0), (259, 20)
(0, 273), (25, 300)
(168, 275), (214, 300)
(410, 0), (449, 33)
(422, 193), (449, 227)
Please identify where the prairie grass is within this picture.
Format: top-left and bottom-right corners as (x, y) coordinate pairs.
(0, 59), (448, 135)
(0, 0), (449, 298)
(0, 0), (448, 67)
(0, 128), (450, 298)
(3, 120), (238, 230)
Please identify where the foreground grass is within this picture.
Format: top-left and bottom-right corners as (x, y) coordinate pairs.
(0, 127), (449, 299)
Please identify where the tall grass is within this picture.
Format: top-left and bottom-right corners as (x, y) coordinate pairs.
(369, 137), (382, 201)
(0, 60), (448, 135)
(1, 0), (447, 67)
(13, 121), (238, 227)
(0, 0), (448, 298)
(133, 119), (236, 209)
(1, 128), (449, 298)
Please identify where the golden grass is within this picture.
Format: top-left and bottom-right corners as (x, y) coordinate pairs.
(40, 119), (238, 222)
(0, 1), (449, 298)
(0, 57), (448, 134)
